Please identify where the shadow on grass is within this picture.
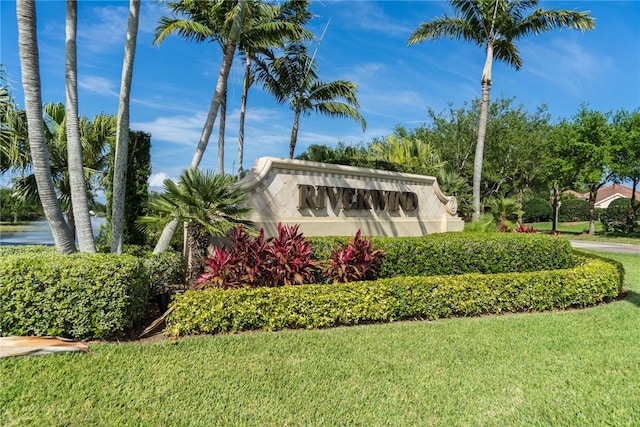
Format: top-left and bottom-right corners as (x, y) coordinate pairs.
(623, 289), (640, 308)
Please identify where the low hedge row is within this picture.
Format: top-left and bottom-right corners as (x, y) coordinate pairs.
(165, 252), (623, 336)
(0, 250), (149, 339)
(310, 233), (575, 278)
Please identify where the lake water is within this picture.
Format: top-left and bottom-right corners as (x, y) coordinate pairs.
(0, 217), (107, 246)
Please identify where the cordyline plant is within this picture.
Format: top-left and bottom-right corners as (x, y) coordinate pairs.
(514, 223), (538, 233)
(196, 224), (318, 289)
(327, 230), (385, 283)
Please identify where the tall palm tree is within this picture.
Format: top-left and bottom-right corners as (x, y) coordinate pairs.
(153, 0), (247, 254)
(408, 0), (595, 220)
(257, 42), (366, 159)
(65, 0), (95, 253)
(16, 0), (75, 254)
(155, 0), (248, 172)
(138, 168), (253, 283)
(236, 0), (313, 176)
(111, 0), (140, 254)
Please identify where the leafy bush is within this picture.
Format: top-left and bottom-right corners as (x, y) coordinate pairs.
(463, 213), (497, 233)
(311, 233), (574, 279)
(326, 230), (385, 283)
(146, 250), (185, 295)
(522, 197), (552, 223)
(601, 198), (634, 233)
(165, 253), (622, 336)
(198, 224), (318, 289)
(486, 196), (522, 231)
(0, 248), (149, 339)
(558, 197), (590, 222)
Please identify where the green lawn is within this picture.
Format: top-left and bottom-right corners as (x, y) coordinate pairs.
(530, 221), (640, 244)
(0, 222), (39, 233)
(1, 252), (639, 426)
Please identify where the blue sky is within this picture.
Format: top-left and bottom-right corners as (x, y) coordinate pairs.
(1, 0), (639, 190)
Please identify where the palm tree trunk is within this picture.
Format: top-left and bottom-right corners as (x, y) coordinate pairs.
(155, 40), (238, 255)
(237, 56), (251, 178)
(111, 0), (140, 254)
(588, 186), (597, 235)
(65, 0), (95, 253)
(517, 187), (524, 224)
(189, 39), (237, 169)
(66, 204), (76, 243)
(17, 0), (75, 254)
(472, 44), (494, 220)
(289, 109), (301, 159)
(217, 88), (226, 174)
(630, 178), (639, 232)
(152, 218), (180, 255)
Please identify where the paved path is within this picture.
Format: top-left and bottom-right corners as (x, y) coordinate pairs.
(570, 240), (640, 255)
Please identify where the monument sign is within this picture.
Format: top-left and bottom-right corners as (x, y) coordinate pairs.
(238, 157), (464, 237)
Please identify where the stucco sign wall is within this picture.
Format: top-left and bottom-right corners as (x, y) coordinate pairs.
(238, 157), (464, 237)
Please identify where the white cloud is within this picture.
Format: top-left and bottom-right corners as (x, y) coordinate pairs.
(337, 1), (411, 37)
(521, 37), (608, 92)
(132, 113), (208, 147)
(148, 172), (173, 189)
(78, 75), (119, 97)
(77, 2), (162, 55)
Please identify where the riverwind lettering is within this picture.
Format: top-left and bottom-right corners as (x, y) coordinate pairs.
(298, 185), (418, 212)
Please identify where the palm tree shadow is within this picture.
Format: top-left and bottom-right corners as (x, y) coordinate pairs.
(623, 289), (640, 308)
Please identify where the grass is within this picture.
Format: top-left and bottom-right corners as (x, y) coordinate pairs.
(0, 222), (39, 233)
(1, 252), (639, 426)
(530, 221), (640, 245)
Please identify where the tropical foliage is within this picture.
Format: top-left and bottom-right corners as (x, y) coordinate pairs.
(9, 103), (114, 241)
(255, 42), (366, 158)
(408, 0), (595, 219)
(137, 168), (252, 283)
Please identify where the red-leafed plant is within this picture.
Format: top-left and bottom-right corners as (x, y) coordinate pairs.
(197, 224), (317, 289)
(515, 223), (538, 233)
(327, 230), (385, 283)
(264, 223), (318, 286)
(196, 226), (270, 289)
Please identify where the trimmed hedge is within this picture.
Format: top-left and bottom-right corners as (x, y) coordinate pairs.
(310, 233), (574, 279)
(0, 250), (149, 339)
(165, 252), (623, 336)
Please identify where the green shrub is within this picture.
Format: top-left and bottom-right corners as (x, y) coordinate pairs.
(165, 253), (622, 336)
(601, 198), (634, 233)
(463, 213), (497, 232)
(146, 250), (185, 295)
(558, 198), (590, 222)
(312, 233), (573, 279)
(523, 197), (552, 223)
(0, 248), (149, 339)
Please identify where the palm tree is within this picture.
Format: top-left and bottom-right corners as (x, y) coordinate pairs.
(155, 0), (248, 172)
(408, 0), (595, 220)
(153, 0), (247, 254)
(437, 168), (473, 219)
(256, 42), (366, 159)
(236, 0), (313, 176)
(0, 68), (29, 173)
(368, 134), (446, 176)
(138, 168), (253, 284)
(65, 0), (95, 253)
(12, 104), (114, 242)
(16, 0), (75, 254)
(111, 0), (141, 254)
